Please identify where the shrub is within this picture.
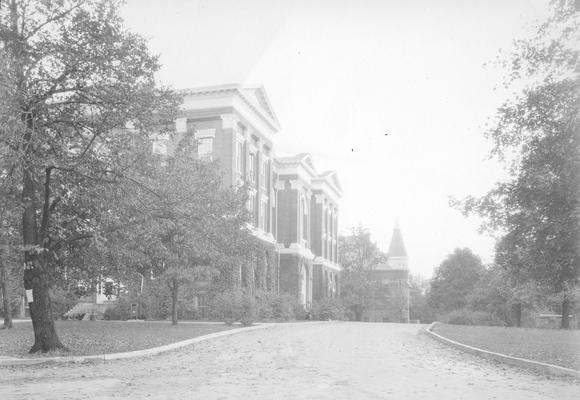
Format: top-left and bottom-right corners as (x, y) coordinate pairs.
(311, 298), (345, 321)
(211, 290), (244, 324)
(271, 295), (296, 321)
(240, 293), (257, 326)
(293, 303), (310, 320)
(103, 307), (121, 320)
(50, 288), (79, 320)
(442, 308), (507, 326)
(252, 291), (297, 322)
(69, 312), (86, 320)
(103, 296), (137, 320)
(254, 289), (277, 320)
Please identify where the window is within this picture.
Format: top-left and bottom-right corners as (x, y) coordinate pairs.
(152, 140), (168, 156)
(301, 198), (308, 242)
(248, 193), (255, 216)
(260, 201), (268, 231)
(197, 137), (213, 157)
(236, 141), (244, 173)
(248, 153), (256, 183)
(329, 209), (333, 238)
(260, 160), (268, 188)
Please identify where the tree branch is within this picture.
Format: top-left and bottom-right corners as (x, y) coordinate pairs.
(24, 2), (83, 40)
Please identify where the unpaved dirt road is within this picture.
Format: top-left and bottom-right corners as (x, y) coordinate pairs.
(1, 322), (578, 399)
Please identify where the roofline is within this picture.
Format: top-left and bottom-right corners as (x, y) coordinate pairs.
(177, 84), (280, 132)
(312, 170), (343, 196)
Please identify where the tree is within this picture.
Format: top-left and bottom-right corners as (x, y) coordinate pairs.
(339, 226), (386, 321)
(428, 248), (485, 316)
(454, 2), (580, 328)
(408, 274), (432, 323)
(110, 134), (255, 325)
(0, 164), (20, 329)
(0, 0), (178, 351)
(492, 234), (547, 327)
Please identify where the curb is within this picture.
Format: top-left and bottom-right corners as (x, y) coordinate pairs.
(0, 323), (273, 366)
(425, 322), (580, 380)
(0, 320), (336, 367)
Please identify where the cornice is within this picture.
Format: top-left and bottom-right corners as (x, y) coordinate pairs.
(179, 86), (280, 133)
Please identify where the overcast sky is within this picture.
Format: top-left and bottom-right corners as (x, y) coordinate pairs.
(121, 0), (552, 278)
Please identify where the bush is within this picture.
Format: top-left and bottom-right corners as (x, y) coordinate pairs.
(240, 294), (256, 326)
(442, 309), (507, 326)
(311, 298), (345, 321)
(103, 296), (138, 320)
(271, 295), (296, 321)
(251, 290), (297, 322)
(292, 301), (309, 320)
(211, 290), (244, 324)
(254, 289), (276, 320)
(211, 290), (299, 324)
(50, 288), (79, 320)
(103, 307), (121, 320)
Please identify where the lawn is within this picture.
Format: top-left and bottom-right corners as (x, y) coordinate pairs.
(0, 320), (238, 358)
(432, 323), (580, 370)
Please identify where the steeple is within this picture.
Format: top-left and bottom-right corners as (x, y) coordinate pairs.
(387, 221), (409, 269)
(388, 221), (407, 258)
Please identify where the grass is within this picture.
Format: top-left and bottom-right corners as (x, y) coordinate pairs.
(0, 320), (239, 358)
(432, 323), (580, 370)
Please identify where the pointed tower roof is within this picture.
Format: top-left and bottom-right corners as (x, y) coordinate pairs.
(388, 221), (408, 258)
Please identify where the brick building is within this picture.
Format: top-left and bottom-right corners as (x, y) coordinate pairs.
(160, 84), (343, 309)
(367, 222), (411, 323)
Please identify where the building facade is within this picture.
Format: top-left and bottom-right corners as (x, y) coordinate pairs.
(367, 222), (411, 323)
(159, 84), (343, 309)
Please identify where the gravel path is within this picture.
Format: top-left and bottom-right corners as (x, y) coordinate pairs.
(0, 322), (578, 399)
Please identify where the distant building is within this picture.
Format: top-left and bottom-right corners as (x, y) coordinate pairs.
(367, 221), (410, 323)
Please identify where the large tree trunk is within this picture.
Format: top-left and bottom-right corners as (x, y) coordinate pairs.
(171, 278), (179, 325)
(25, 260), (64, 352)
(561, 298), (570, 329)
(0, 252), (13, 329)
(22, 167), (64, 352)
(6, 0), (63, 352)
(513, 302), (522, 328)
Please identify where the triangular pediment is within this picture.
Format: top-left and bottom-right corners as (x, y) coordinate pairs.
(319, 170), (343, 196)
(241, 86), (278, 125)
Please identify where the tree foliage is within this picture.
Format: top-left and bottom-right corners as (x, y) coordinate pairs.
(0, 0), (179, 351)
(339, 226), (387, 321)
(452, 2), (580, 328)
(110, 135), (255, 325)
(428, 248), (485, 315)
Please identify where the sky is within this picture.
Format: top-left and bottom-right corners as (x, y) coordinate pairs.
(120, 0), (552, 278)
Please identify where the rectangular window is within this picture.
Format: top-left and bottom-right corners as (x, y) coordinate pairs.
(236, 141), (243, 173)
(197, 137), (213, 157)
(248, 153), (256, 183)
(152, 140), (168, 156)
(248, 194), (255, 217)
(263, 201), (269, 231)
(303, 212), (308, 241)
(261, 160), (267, 188)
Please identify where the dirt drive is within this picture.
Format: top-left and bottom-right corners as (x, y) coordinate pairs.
(1, 322), (578, 399)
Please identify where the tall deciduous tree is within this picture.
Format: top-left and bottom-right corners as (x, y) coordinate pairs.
(0, 0), (178, 351)
(454, 2), (579, 328)
(428, 248), (485, 316)
(110, 134), (255, 325)
(339, 226), (387, 321)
